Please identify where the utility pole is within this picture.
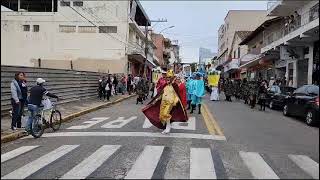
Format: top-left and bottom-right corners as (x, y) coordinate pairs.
(143, 18), (167, 78)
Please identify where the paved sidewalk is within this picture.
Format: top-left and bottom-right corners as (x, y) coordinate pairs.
(1, 94), (135, 137)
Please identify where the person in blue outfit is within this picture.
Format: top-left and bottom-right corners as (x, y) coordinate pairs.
(190, 72), (205, 114)
(186, 73), (196, 110)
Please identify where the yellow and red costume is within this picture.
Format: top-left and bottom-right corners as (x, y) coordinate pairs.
(142, 70), (188, 129)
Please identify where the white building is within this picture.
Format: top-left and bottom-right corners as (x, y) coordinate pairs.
(263, 0), (319, 87)
(1, 0), (158, 76)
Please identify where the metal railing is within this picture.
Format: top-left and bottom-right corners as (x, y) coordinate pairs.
(263, 6), (319, 47)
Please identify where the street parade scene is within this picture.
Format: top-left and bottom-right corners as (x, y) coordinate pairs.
(1, 0), (319, 179)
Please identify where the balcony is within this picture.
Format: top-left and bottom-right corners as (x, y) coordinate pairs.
(267, 0), (307, 16)
(262, 6), (319, 53)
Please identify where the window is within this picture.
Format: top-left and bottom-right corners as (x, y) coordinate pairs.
(237, 47), (240, 58)
(78, 26), (96, 33)
(73, 1), (83, 7)
(60, 1), (70, 6)
(59, 25), (76, 33)
(33, 25), (39, 32)
(23, 25), (30, 31)
(99, 26), (117, 33)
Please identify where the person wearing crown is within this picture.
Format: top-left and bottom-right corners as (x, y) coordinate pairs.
(142, 69), (188, 134)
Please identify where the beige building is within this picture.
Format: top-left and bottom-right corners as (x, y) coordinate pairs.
(1, 0), (158, 76)
(216, 10), (268, 69)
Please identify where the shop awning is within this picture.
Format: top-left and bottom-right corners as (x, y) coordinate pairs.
(239, 54), (264, 69)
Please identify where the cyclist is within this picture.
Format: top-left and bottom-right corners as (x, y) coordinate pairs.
(25, 78), (59, 133)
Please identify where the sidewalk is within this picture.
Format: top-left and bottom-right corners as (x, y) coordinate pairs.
(1, 94), (136, 142)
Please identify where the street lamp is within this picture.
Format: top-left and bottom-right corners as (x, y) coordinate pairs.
(159, 26), (175, 34)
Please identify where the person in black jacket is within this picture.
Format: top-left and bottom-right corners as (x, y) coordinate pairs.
(106, 75), (113, 101)
(258, 80), (268, 111)
(113, 75), (118, 95)
(26, 78), (58, 133)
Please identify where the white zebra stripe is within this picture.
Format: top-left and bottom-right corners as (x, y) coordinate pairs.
(125, 146), (164, 179)
(1, 146), (39, 163)
(288, 154), (319, 179)
(190, 148), (217, 179)
(60, 145), (121, 179)
(239, 151), (279, 179)
(1, 145), (79, 179)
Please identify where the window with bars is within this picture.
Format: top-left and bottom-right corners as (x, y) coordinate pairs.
(60, 1), (70, 6)
(23, 25), (30, 31)
(73, 1), (83, 7)
(33, 25), (40, 32)
(99, 26), (117, 33)
(59, 25), (76, 33)
(78, 26), (96, 33)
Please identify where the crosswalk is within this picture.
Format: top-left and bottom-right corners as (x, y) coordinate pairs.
(1, 145), (319, 179)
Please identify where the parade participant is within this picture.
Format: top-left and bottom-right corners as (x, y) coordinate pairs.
(186, 73), (196, 110)
(249, 80), (259, 109)
(142, 69), (188, 134)
(224, 78), (233, 102)
(234, 79), (241, 100)
(190, 72), (205, 114)
(156, 71), (167, 94)
(208, 70), (220, 101)
(258, 80), (268, 111)
(136, 78), (145, 104)
(175, 76), (187, 108)
(241, 78), (249, 104)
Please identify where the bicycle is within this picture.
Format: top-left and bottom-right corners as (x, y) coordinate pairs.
(30, 100), (62, 138)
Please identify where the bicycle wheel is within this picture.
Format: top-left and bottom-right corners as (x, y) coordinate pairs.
(50, 110), (62, 131)
(31, 114), (45, 138)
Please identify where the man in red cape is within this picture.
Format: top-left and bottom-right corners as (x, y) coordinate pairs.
(142, 70), (188, 134)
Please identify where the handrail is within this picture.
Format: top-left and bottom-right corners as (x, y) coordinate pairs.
(263, 5), (319, 47)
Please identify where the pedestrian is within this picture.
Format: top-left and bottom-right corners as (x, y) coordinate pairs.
(142, 69), (188, 134)
(127, 74), (133, 95)
(136, 78), (145, 104)
(144, 79), (150, 100)
(113, 75), (118, 95)
(190, 72), (205, 114)
(258, 80), (268, 111)
(150, 82), (155, 98)
(98, 78), (104, 100)
(268, 77), (275, 88)
(26, 78), (59, 133)
(224, 78), (233, 102)
(119, 75), (126, 95)
(106, 75), (112, 101)
(10, 72), (28, 130)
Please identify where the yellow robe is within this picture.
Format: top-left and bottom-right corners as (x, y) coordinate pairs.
(159, 84), (179, 125)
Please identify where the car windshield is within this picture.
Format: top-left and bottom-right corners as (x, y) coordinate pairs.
(306, 85), (319, 96)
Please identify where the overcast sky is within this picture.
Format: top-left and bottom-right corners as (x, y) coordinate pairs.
(141, 1), (268, 63)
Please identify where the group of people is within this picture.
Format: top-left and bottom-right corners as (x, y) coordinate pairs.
(220, 77), (282, 111)
(10, 72), (58, 132)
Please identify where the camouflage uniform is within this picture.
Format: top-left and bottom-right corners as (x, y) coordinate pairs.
(241, 81), (249, 104)
(248, 81), (259, 108)
(224, 80), (234, 101)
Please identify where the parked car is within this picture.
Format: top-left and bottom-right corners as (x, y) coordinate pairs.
(283, 85), (319, 126)
(266, 85), (296, 109)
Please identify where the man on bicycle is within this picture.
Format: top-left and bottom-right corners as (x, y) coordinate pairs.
(25, 78), (59, 133)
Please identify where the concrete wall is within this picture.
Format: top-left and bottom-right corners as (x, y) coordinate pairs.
(1, 1), (130, 73)
(1, 65), (121, 116)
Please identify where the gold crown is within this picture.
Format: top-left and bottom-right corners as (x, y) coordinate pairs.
(166, 69), (174, 78)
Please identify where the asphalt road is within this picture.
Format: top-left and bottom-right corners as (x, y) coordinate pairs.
(1, 95), (319, 179)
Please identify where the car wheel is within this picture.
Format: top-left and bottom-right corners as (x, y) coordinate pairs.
(283, 105), (290, 116)
(269, 100), (274, 109)
(305, 110), (315, 126)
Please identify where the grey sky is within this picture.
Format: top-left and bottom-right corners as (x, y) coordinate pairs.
(140, 1), (268, 63)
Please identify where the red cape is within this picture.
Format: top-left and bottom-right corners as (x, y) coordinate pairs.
(178, 83), (187, 108)
(142, 83), (188, 129)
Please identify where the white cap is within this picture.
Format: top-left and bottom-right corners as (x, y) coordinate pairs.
(36, 78), (46, 84)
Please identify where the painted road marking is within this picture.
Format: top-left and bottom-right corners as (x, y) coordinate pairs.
(239, 151), (279, 179)
(101, 116), (137, 128)
(67, 117), (109, 129)
(190, 148), (217, 179)
(1, 146), (39, 163)
(125, 146), (164, 179)
(60, 145), (121, 179)
(143, 117), (196, 130)
(1, 145), (79, 179)
(202, 103), (224, 136)
(30, 132), (227, 141)
(288, 154), (319, 179)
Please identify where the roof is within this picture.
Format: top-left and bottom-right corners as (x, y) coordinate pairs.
(239, 16), (283, 45)
(224, 10), (266, 21)
(235, 31), (252, 41)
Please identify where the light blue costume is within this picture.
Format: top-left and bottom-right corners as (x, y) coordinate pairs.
(191, 73), (205, 105)
(186, 73), (196, 101)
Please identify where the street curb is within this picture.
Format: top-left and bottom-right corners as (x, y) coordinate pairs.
(1, 94), (136, 144)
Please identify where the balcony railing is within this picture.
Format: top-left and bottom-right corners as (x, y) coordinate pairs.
(127, 43), (144, 55)
(263, 6), (319, 47)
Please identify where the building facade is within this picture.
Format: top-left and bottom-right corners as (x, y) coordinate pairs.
(1, 0), (158, 77)
(263, 0), (319, 87)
